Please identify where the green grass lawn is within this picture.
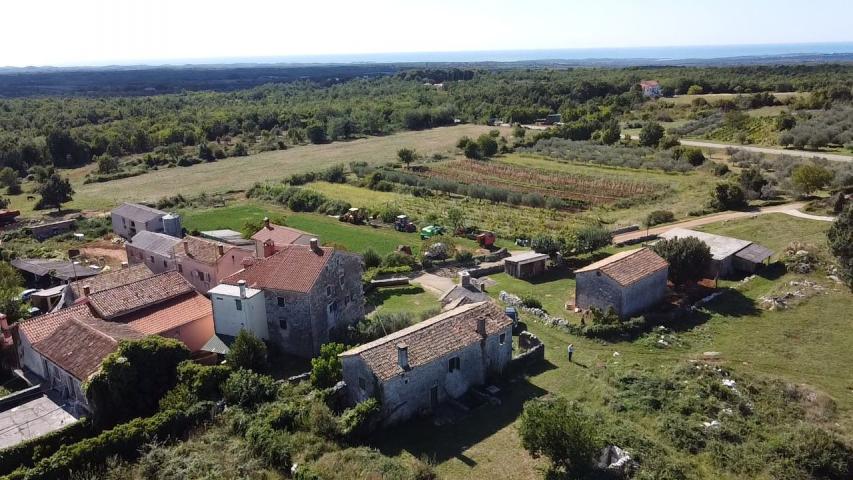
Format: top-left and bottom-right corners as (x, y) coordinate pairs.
(366, 285), (441, 318)
(696, 212), (830, 256)
(486, 270), (575, 316)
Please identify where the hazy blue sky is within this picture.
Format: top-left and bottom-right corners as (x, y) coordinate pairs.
(3, 0), (852, 66)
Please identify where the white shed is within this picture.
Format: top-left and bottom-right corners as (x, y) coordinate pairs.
(208, 281), (268, 340)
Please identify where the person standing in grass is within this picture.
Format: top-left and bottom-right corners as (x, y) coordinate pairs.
(567, 344), (574, 362)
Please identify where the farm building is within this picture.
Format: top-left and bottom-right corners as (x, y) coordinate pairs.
(110, 203), (181, 240)
(640, 80), (662, 98)
(658, 228), (773, 277)
(340, 301), (513, 426)
(250, 218), (315, 258)
(439, 271), (489, 310)
(219, 240), (364, 358)
(15, 271), (213, 416)
(26, 219), (75, 241)
(574, 248), (669, 319)
(11, 258), (102, 288)
(126, 231), (182, 273)
(504, 252), (549, 279)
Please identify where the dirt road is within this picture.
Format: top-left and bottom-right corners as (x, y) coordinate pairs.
(613, 202), (834, 244)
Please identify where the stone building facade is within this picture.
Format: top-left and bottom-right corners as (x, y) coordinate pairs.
(340, 301), (513, 426)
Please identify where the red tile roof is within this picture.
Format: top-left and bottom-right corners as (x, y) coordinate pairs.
(251, 223), (314, 247)
(575, 248), (668, 287)
(174, 236), (237, 265)
(223, 244), (334, 293)
(118, 292), (213, 335)
(341, 302), (512, 382)
(33, 318), (143, 381)
(68, 263), (156, 298)
(19, 303), (98, 345)
(87, 271), (194, 319)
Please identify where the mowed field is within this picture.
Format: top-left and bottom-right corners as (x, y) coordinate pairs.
(659, 91), (802, 106)
(5, 125), (499, 216)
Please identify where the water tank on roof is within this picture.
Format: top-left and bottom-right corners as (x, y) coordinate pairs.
(162, 213), (183, 238)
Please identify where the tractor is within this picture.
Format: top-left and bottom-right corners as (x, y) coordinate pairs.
(394, 214), (417, 233)
(339, 208), (366, 225)
(476, 231), (496, 248)
(419, 225), (446, 240)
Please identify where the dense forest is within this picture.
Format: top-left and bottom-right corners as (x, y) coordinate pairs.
(1, 64), (852, 181)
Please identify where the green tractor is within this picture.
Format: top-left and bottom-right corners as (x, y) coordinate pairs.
(419, 225), (446, 240)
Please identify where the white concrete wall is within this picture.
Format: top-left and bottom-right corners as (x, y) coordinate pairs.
(211, 291), (268, 340)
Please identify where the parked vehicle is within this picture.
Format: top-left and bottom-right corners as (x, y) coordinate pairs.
(476, 231), (496, 247)
(339, 208), (366, 225)
(420, 225), (446, 240)
(394, 215), (417, 233)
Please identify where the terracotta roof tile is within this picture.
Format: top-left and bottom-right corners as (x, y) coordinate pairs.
(341, 302), (512, 382)
(69, 263), (156, 298)
(174, 236), (239, 265)
(86, 271), (194, 319)
(223, 244), (334, 293)
(575, 248), (668, 287)
(251, 223), (314, 247)
(19, 303), (98, 345)
(118, 292), (213, 335)
(33, 318), (142, 381)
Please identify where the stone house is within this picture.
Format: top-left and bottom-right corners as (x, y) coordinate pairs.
(64, 263), (157, 306)
(574, 248), (669, 319)
(110, 203), (179, 240)
(658, 228), (773, 278)
(27, 219), (76, 241)
(15, 271), (214, 416)
(126, 231), (182, 273)
(640, 80), (662, 98)
(174, 236), (256, 294)
(340, 301), (513, 426)
(250, 218), (315, 258)
(504, 251), (549, 279)
(218, 240), (364, 358)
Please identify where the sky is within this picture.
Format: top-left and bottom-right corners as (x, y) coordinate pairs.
(2, 0), (853, 67)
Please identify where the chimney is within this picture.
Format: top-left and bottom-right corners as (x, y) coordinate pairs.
(82, 285), (91, 296)
(476, 317), (486, 337)
(397, 343), (409, 370)
(237, 280), (247, 299)
(182, 240), (189, 255)
(217, 244), (225, 256)
(242, 257), (255, 268)
(459, 270), (471, 288)
(263, 240), (275, 258)
(263, 217), (270, 229)
(120, 262), (128, 269)
(309, 238), (320, 253)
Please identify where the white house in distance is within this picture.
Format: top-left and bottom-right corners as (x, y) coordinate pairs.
(110, 203), (182, 240)
(640, 80), (662, 98)
(208, 281), (268, 341)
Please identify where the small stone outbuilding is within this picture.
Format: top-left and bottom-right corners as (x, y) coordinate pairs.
(504, 252), (549, 279)
(658, 228), (773, 278)
(574, 248), (668, 319)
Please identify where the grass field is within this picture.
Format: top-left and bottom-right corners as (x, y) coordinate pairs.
(3, 125), (499, 218)
(660, 92), (802, 106)
(372, 213), (853, 479)
(366, 286), (441, 318)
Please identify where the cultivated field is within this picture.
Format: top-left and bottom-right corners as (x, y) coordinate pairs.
(660, 91), (802, 106)
(5, 125), (499, 217)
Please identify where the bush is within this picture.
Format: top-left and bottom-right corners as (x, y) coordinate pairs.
(226, 330), (268, 372)
(353, 311), (416, 343)
(287, 189), (328, 212)
(362, 248), (382, 269)
(339, 398), (381, 439)
(652, 236), (712, 285)
(454, 250), (474, 265)
(0, 419), (95, 475)
(709, 182), (747, 211)
(383, 251), (418, 268)
(519, 397), (600, 476)
(521, 295), (542, 310)
(222, 369), (278, 409)
(319, 199), (352, 215)
(295, 447), (435, 480)
(645, 210), (675, 227)
(310, 343), (346, 389)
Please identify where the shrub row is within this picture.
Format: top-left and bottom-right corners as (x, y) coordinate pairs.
(0, 419), (95, 475)
(246, 183), (351, 215)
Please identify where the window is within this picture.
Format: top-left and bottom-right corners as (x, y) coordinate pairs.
(277, 297), (285, 307)
(358, 376), (366, 391)
(448, 356), (460, 372)
(499, 333), (506, 345)
(235, 299), (242, 311)
(149, 255), (155, 264)
(279, 318), (287, 329)
(327, 301), (338, 317)
(163, 260), (167, 268)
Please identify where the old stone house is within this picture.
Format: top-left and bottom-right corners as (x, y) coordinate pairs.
(174, 236), (256, 293)
(340, 301), (513, 426)
(250, 218), (316, 258)
(126, 231), (182, 273)
(574, 248), (668, 319)
(504, 252), (549, 279)
(218, 240), (364, 358)
(16, 271), (214, 416)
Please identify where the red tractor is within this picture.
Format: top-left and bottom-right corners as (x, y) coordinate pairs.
(476, 231), (496, 248)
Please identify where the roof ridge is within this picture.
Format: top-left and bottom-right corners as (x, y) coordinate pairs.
(341, 302), (487, 356)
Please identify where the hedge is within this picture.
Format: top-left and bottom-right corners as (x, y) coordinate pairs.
(0, 419), (95, 475)
(4, 402), (213, 480)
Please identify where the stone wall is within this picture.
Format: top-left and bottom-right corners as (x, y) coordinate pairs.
(508, 331), (545, 377)
(575, 270), (624, 316)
